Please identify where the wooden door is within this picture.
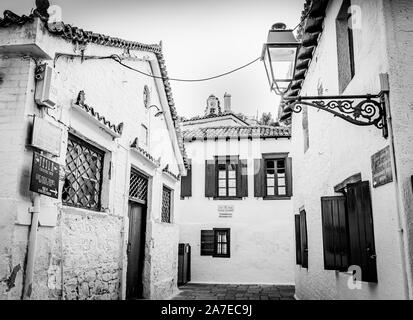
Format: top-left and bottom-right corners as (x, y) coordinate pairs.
(347, 181), (378, 282)
(126, 202), (146, 299)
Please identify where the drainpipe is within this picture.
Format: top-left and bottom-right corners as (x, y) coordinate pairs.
(381, 73), (411, 300)
(22, 194), (41, 300)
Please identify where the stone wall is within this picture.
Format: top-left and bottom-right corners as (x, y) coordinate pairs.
(59, 211), (123, 300)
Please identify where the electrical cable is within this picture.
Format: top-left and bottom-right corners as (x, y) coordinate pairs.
(93, 54), (261, 82)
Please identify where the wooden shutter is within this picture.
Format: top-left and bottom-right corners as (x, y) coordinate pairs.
(205, 160), (216, 198)
(254, 159), (265, 197)
(295, 214), (302, 265)
(347, 181), (378, 283)
(300, 210), (308, 268)
(237, 159), (248, 198)
(200, 230), (214, 256)
(180, 159), (192, 198)
(321, 196), (349, 271)
(286, 157), (293, 197)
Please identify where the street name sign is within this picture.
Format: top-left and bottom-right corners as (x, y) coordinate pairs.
(30, 152), (60, 199)
(371, 145), (393, 188)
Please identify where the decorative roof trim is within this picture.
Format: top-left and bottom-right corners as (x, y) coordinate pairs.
(130, 138), (161, 168)
(71, 91), (123, 138)
(279, 0), (330, 122)
(162, 165), (180, 181)
(0, 9), (189, 168)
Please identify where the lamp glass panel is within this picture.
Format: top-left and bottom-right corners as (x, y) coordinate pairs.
(268, 46), (297, 81)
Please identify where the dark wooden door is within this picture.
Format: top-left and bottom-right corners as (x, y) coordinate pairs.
(347, 181), (378, 283)
(126, 202), (146, 299)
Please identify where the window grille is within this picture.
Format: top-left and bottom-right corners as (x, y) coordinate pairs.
(161, 186), (172, 223)
(62, 134), (104, 211)
(129, 169), (148, 203)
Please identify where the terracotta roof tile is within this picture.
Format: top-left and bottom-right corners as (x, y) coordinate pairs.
(183, 126), (291, 141)
(183, 112), (250, 125)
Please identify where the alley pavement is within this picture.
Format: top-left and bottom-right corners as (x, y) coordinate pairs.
(171, 284), (295, 300)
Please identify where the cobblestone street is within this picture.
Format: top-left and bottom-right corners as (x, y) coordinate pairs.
(172, 284), (295, 300)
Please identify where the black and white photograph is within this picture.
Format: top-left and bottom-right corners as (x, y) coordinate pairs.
(0, 0), (412, 313)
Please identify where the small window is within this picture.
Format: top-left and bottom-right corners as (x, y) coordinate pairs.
(200, 229), (231, 258)
(161, 185), (172, 223)
(141, 124), (149, 147)
(336, 0), (355, 93)
(62, 134), (104, 211)
(216, 156), (238, 198)
(214, 229), (230, 258)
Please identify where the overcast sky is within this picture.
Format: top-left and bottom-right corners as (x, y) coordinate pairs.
(2, 0), (304, 119)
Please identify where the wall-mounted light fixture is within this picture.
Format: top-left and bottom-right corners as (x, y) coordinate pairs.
(262, 22), (389, 138)
(147, 105), (164, 118)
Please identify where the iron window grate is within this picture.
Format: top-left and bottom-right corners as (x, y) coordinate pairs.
(129, 169), (148, 203)
(161, 186), (172, 223)
(62, 134), (104, 211)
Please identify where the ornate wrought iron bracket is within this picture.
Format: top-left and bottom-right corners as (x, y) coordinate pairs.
(284, 92), (388, 138)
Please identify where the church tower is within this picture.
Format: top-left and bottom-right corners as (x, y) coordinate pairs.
(205, 95), (221, 116)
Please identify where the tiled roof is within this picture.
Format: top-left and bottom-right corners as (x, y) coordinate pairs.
(183, 126), (291, 141)
(183, 112), (250, 126)
(279, 0), (329, 122)
(0, 9), (189, 169)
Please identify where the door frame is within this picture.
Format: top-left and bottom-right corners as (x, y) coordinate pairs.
(125, 168), (149, 299)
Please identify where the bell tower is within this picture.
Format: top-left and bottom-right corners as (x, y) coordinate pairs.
(205, 95), (221, 116)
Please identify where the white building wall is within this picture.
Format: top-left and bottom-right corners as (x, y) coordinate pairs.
(292, 0), (412, 300)
(0, 19), (182, 300)
(176, 138), (295, 284)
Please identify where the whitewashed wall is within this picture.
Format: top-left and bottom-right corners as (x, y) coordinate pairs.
(0, 18), (182, 300)
(292, 0), (413, 300)
(176, 137), (294, 284)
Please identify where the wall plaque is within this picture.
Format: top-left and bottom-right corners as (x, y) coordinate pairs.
(371, 146), (393, 188)
(31, 116), (62, 156)
(218, 205), (234, 218)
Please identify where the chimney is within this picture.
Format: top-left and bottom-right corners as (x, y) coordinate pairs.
(224, 92), (232, 113)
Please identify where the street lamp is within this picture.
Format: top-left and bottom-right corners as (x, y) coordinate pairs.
(262, 22), (389, 138)
(261, 23), (299, 95)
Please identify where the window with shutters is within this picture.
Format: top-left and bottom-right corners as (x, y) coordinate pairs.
(320, 181), (378, 282)
(336, 0), (355, 93)
(254, 153), (292, 199)
(200, 229), (230, 258)
(180, 159), (192, 198)
(205, 156), (248, 199)
(62, 134), (104, 211)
